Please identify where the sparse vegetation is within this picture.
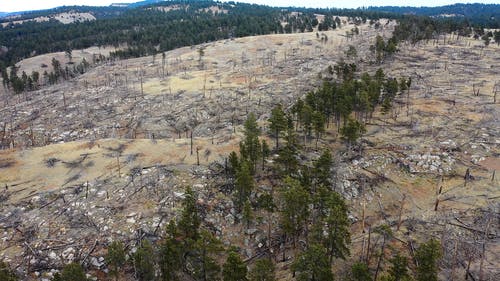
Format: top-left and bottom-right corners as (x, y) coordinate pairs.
(0, 1), (498, 281)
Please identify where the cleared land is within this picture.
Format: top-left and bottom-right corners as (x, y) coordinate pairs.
(0, 19), (498, 280)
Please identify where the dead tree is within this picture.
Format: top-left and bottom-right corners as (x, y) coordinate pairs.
(472, 84), (480, 97)
(190, 131), (194, 155)
(493, 82), (498, 103)
(464, 168), (472, 187)
(434, 177), (443, 211)
(397, 194), (406, 230)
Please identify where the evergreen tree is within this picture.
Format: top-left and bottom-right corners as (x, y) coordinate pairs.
(0, 261), (18, 281)
(292, 98), (305, 129)
(415, 239), (442, 281)
(159, 221), (183, 281)
(312, 111), (325, 149)
(268, 104), (287, 149)
(191, 230), (223, 281)
(300, 104), (314, 140)
(54, 263), (87, 281)
(276, 125), (299, 176)
(291, 244), (333, 281)
(312, 149), (333, 189)
(240, 113), (261, 171)
(249, 258), (275, 281)
(323, 191), (351, 262)
(178, 187), (201, 242)
(350, 262), (371, 281)
(340, 118), (366, 148)
(228, 151), (239, 176)
(235, 160), (254, 210)
(242, 199), (253, 229)
(386, 254), (411, 281)
(133, 239), (155, 281)
(222, 250), (248, 281)
(106, 241), (126, 281)
(280, 177), (310, 252)
(374, 35), (386, 63)
(494, 30), (500, 45)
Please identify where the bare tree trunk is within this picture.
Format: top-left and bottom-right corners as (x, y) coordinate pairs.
(373, 236), (386, 281)
(196, 147), (200, 166)
(117, 155), (121, 177)
(190, 131), (194, 155)
(366, 227), (371, 266)
(397, 195), (406, 231)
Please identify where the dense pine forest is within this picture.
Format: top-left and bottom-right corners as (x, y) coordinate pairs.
(367, 3), (500, 28)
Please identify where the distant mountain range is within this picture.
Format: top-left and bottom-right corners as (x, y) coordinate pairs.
(0, 12), (9, 18)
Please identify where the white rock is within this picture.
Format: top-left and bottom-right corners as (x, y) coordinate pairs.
(48, 251), (58, 260)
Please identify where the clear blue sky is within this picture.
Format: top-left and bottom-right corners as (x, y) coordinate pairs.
(1, 0), (498, 13)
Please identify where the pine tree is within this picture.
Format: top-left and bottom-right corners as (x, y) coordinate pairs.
(300, 104), (313, 141)
(292, 99), (305, 129)
(54, 263), (87, 281)
(241, 113), (261, 171)
(159, 221), (182, 281)
(191, 230), (223, 281)
(242, 199), (253, 229)
(0, 261), (18, 281)
(280, 177), (310, 253)
(133, 240), (155, 281)
(291, 244), (333, 281)
(494, 30), (500, 46)
(268, 104), (287, 149)
(276, 125), (299, 176)
(235, 160), (254, 210)
(312, 149), (333, 189)
(257, 191), (276, 256)
(249, 258), (275, 281)
(312, 111), (325, 149)
(340, 118), (366, 148)
(323, 191), (351, 262)
(178, 187), (201, 242)
(350, 262), (371, 281)
(222, 250), (248, 281)
(415, 239), (442, 281)
(386, 254), (411, 281)
(228, 151), (239, 176)
(106, 241), (126, 281)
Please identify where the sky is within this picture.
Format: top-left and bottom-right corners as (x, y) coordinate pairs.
(1, 0), (499, 13)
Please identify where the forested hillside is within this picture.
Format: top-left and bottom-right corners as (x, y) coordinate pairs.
(367, 3), (500, 27)
(1, 1), (498, 69)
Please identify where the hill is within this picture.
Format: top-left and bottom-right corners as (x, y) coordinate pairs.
(367, 3), (500, 27)
(0, 1), (498, 68)
(0, 18), (498, 280)
(0, 2), (499, 280)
